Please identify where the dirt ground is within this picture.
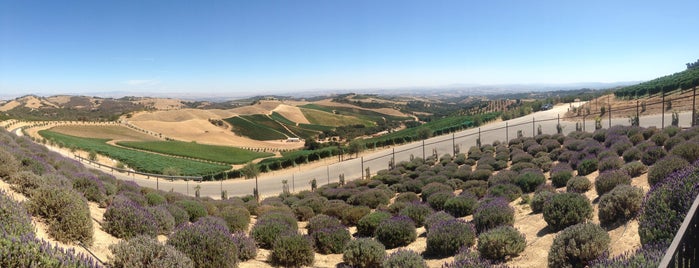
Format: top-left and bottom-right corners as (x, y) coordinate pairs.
(566, 89), (698, 119)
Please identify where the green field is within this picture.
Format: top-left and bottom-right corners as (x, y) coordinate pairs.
(39, 130), (230, 175)
(116, 140), (273, 164)
(300, 107), (370, 127)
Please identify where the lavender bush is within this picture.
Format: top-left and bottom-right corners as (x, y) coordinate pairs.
(268, 234), (314, 267)
(375, 216), (417, 248)
(398, 201), (433, 227)
(595, 169), (632, 196)
(639, 162), (699, 245)
(103, 195), (158, 239)
(29, 185), (93, 245)
(167, 220), (238, 268)
(383, 249), (427, 268)
(231, 231), (258, 261)
(109, 235), (193, 268)
(473, 197), (515, 233)
(342, 238), (386, 268)
(356, 211), (391, 237)
(543, 193), (592, 231)
(477, 226), (526, 260)
(548, 223), (610, 268)
(425, 219), (476, 257)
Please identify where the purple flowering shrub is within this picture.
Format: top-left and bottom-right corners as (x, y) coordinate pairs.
(647, 155), (689, 186)
(621, 161), (647, 178)
(147, 205), (176, 235)
(598, 185), (643, 226)
(576, 157), (598, 176)
(268, 234), (314, 267)
(375, 216), (417, 248)
(598, 156), (623, 172)
(623, 147), (643, 162)
(357, 211), (391, 237)
(103, 195), (158, 239)
(551, 162), (573, 188)
(1, 189), (100, 268)
(251, 216), (297, 249)
(145, 192), (166, 206)
(219, 205), (250, 232)
(398, 201), (433, 227)
(595, 169), (632, 196)
(383, 249), (427, 268)
(425, 219), (476, 257)
(174, 200), (208, 222)
(486, 183), (522, 202)
(531, 190), (556, 214)
(423, 211), (455, 232)
(639, 162), (699, 245)
(167, 220), (238, 268)
(347, 188), (392, 209)
(543, 193), (592, 231)
(477, 226), (526, 260)
(341, 205), (370, 226)
(231, 231), (258, 261)
(109, 235), (193, 268)
(548, 223), (610, 268)
(443, 194), (477, 217)
(443, 248), (493, 268)
(165, 204), (189, 227)
(311, 225), (352, 254)
(589, 243), (666, 268)
(342, 238), (386, 268)
(566, 176), (592, 193)
(426, 190), (454, 211)
(669, 141), (699, 163)
(71, 172), (108, 205)
(515, 168), (546, 193)
(28, 185), (93, 245)
(641, 145), (667, 166)
(473, 197), (515, 233)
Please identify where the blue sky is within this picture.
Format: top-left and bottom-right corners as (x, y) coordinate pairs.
(1, 0), (698, 97)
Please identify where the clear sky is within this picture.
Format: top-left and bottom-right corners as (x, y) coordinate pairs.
(1, 0), (698, 97)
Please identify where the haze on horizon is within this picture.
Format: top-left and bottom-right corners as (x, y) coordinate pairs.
(1, 0), (698, 97)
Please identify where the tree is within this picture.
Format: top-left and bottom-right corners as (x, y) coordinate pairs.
(417, 128), (433, 140)
(241, 162), (260, 202)
(347, 139), (365, 158)
(163, 167), (181, 176)
(88, 150), (97, 161)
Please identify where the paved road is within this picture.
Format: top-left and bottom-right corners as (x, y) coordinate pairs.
(15, 105), (695, 199)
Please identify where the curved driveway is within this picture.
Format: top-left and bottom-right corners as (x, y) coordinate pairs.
(15, 104), (694, 199)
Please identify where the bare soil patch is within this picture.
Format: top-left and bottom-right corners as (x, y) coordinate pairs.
(50, 125), (158, 142)
(272, 104), (310, 124)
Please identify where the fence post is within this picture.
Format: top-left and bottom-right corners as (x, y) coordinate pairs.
(392, 148), (396, 163)
(452, 133), (455, 156)
(478, 128), (481, 146)
(505, 122), (508, 142)
(532, 117), (535, 137)
(608, 104), (612, 128)
(360, 157), (364, 180)
(422, 140), (425, 160)
(327, 166), (330, 184)
(693, 87), (697, 126)
(662, 89), (665, 129)
(292, 174), (295, 193)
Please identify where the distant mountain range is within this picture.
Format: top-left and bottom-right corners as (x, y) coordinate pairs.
(0, 81), (639, 102)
